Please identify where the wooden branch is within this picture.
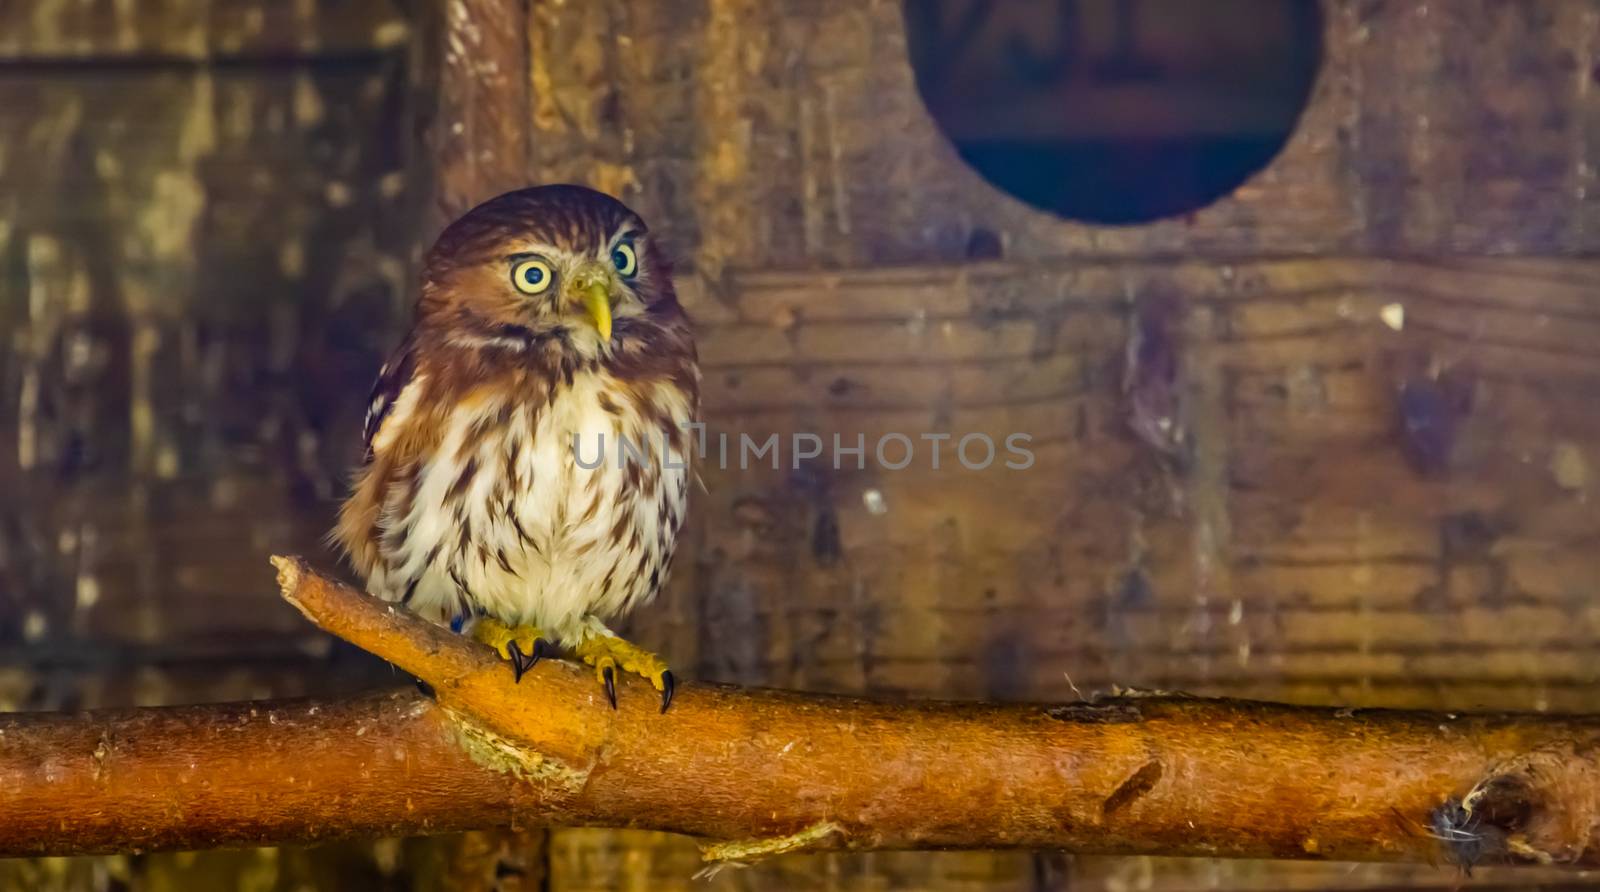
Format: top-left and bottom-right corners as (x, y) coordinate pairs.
(4, 557), (1600, 870)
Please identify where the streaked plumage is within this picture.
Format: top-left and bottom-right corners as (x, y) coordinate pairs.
(334, 184), (697, 709)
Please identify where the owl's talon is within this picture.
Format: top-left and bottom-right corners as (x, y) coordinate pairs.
(575, 630), (673, 712)
(509, 638), (552, 683)
(470, 618), (548, 682)
(660, 670), (675, 713)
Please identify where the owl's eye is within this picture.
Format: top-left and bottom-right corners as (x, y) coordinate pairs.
(611, 242), (638, 278)
(511, 257), (554, 295)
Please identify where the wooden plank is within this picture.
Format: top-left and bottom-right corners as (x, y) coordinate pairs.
(507, 0), (1600, 271)
(412, 0), (529, 235)
(0, 0), (408, 61)
(0, 24), (410, 660)
(681, 254), (1600, 711)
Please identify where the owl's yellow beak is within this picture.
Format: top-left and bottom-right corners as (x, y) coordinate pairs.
(567, 265), (614, 342)
(581, 281), (612, 342)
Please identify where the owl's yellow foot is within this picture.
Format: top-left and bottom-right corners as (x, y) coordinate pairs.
(470, 617), (551, 683)
(574, 632), (675, 713)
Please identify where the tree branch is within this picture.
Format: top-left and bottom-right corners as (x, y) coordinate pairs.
(3, 556), (1600, 870)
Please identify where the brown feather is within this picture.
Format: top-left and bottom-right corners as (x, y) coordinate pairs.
(333, 184), (699, 637)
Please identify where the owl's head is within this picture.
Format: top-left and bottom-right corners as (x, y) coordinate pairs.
(417, 184), (678, 360)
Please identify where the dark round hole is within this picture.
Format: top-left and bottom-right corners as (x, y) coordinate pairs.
(905, 0), (1323, 225)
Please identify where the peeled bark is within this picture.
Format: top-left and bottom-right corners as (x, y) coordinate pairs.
(2, 556), (1599, 870)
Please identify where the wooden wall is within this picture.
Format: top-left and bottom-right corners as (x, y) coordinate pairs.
(3, 0), (1600, 890)
(493, 0), (1600, 888)
(0, 0), (413, 713)
(512, 0), (1600, 265)
(0, 4), (485, 889)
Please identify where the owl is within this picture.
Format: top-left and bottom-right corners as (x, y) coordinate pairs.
(334, 184), (698, 712)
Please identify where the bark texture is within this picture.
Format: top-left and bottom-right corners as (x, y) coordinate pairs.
(4, 557), (1600, 871)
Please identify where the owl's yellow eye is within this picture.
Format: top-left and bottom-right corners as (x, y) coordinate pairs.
(511, 258), (554, 295)
(610, 242), (638, 278)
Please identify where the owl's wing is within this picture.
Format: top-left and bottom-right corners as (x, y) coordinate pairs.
(362, 336), (419, 463)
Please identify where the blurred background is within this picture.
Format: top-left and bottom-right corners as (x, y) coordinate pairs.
(3, 0), (1599, 889)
